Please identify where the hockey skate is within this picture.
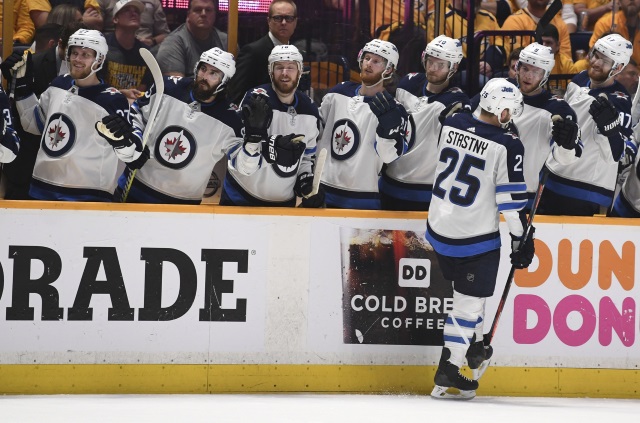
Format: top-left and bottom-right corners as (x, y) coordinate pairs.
(431, 349), (479, 400)
(466, 340), (493, 381)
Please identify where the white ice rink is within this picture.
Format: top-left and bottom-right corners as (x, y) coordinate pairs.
(1, 394), (639, 423)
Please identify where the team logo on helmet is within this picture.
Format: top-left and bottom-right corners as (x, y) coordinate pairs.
(42, 113), (76, 157)
(153, 125), (197, 169)
(331, 119), (360, 160)
(251, 88), (269, 97)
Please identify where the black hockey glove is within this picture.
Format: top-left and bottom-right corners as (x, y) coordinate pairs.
(438, 101), (471, 125)
(126, 145), (150, 170)
(510, 227), (535, 269)
(589, 95), (621, 137)
(298, 65), (311, 92)
(242, 93), (272, 143)
(0, 51), (34, 98)
(369, 91), (408, 140)
(551, 116), (580, 150)
(262, 134), (306, 167)
(95, 114), (139, 149)
(294, 172), (325, 208)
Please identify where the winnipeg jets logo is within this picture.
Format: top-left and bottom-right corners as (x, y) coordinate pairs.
(612, 91), (629, 100)
(330, 119), (360, 160)
(42, 113), (76, 157)
(153, 125), (196, 169)
(102, 87), (120, 95)
(251, 88), (269, 97)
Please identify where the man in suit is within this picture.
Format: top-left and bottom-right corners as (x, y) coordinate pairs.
(227, 0), (298, 105)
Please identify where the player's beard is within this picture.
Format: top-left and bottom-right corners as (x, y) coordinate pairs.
(70, 63), (94, 80)
(360, 68), (385, 86)
(273, 77), (297, 96)
(426, 71), (448, 86)
(193, 78), (218, 101)
(588, 66), (609, 84)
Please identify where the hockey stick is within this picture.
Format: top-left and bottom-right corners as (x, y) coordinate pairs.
(120, 48), (165, 202)
(483, 115), (566, 345)
(534, 0), (563, 44)
(304, 148), (327, 199)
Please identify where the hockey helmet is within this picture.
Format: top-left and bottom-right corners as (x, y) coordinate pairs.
(357, 39), (399, 76)
(517, 42), (555, 85)
(268, 44), (303, 73)
(479, 78), (524, 124)
(194, 47), (236, 94)
(65, 29), (108, 74)
(592, 33), (633, 76)
(422, 35), (463, 69)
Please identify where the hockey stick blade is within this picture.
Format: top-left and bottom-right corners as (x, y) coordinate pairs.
(120, 48), (165, 202)
(535, 0), (562, 43)
(304, 148), (327, 198)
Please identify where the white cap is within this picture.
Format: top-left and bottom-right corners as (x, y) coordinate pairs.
(113, 0), (144, 16)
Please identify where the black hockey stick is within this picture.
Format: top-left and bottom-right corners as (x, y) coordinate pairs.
(484, 167), (549, 345)
(534, 0), (563, 44)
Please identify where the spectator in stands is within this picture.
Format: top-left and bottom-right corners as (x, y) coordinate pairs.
(508, 48), (523, 78)
(33, 23), (63, 53)
(541, 24), (578, 75)
(227, 0), (299, 105)
(426, 0), (503, 82)
(540, 34), (635, 216)
(574, 0), (614, 32)
(501, 0), (572, 60)
(616, 59), (640, 125)
(369, 0), (429, 37)
(47, 4), (83, 26)
(590, 0), (640, 66)
(518, 0), (578, 33)
(31, 1), (104, 30)
(479, 0), (518, 26)
(0, 0), (35, 45)
(99, 0), (171, 49)
(100, 0), (152, 102)
(156, 0), (229, 77)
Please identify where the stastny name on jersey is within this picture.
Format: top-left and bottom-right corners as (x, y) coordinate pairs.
(445, 130), (489, 156)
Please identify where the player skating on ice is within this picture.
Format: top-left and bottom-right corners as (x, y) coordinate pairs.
(317, 39), (408, 209)
(380, 35), (470, 211)
(6, 29), (131, 201)
(426, 78), (535, 400)
(220, 44), (323, 207)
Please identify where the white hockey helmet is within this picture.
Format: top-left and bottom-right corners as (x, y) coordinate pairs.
(422, 35), (463, 68)
(479, 78), (524, 125)
(268, 44), (304, 73)
(65, 29), (108, 74)
(194, 47), (236, 94)
(592, 33), (633, 77)
(517, 42), (555, 86)
(357, 39), (399, 76)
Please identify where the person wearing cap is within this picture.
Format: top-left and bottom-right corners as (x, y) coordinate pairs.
(220, 44), (322, 208)
(1, 29), (132, 202)
(379, 35), (470, 211)
(100, 0), (153, 101)
(226, 0), (299, 105)
(95, 48), (257, 204)
(98, 0), (170, 48)
(589, 0), (640, 66)
(316, 39), (409, 210)
(540, 33), (637, 215)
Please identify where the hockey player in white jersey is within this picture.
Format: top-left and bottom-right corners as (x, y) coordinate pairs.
(611, 151), (640, 217)
(426, 79), (534, 399)
(0, 85), (20, 164)
(317, 39), (409, 209)
(510, 42), (582, 211)
(540, 34), (637, 216)
(96, 47), (252, 204)
(220, 44), (323, 207)
(380, 35), (469, 211)
(7, 29), (131, 201)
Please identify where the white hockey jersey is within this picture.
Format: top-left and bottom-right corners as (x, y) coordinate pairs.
(0, 85), (19, 163)
(222, 85), (320, 206)
(17, 76), (130, 201)
(382, 73), (469, 208)
(426, 113), (527, 258)
(317, 82), (409, 210)
(123, 76), (244, 204)
(544, 71), (633, 207)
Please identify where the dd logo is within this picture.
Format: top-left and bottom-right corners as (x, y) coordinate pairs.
(398, 258), (431, 288)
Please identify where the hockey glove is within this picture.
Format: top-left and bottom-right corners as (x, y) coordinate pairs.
(242, 93), (272, 143)
(262, 134), (306, 167)
(589, 95), (621, 137)
(126, 145), (150, 170)
(0, 51), (34, 98)
(294, 172), (325, 208)
(620, 139), (638, 171)
(510, 227), (536, 269)
(95, 114), (140, 149)
(369, 91), (408, 139)
(438, 101), (471, 125)
(551, 116), (580, 150)
(298, 65), (311, 92)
